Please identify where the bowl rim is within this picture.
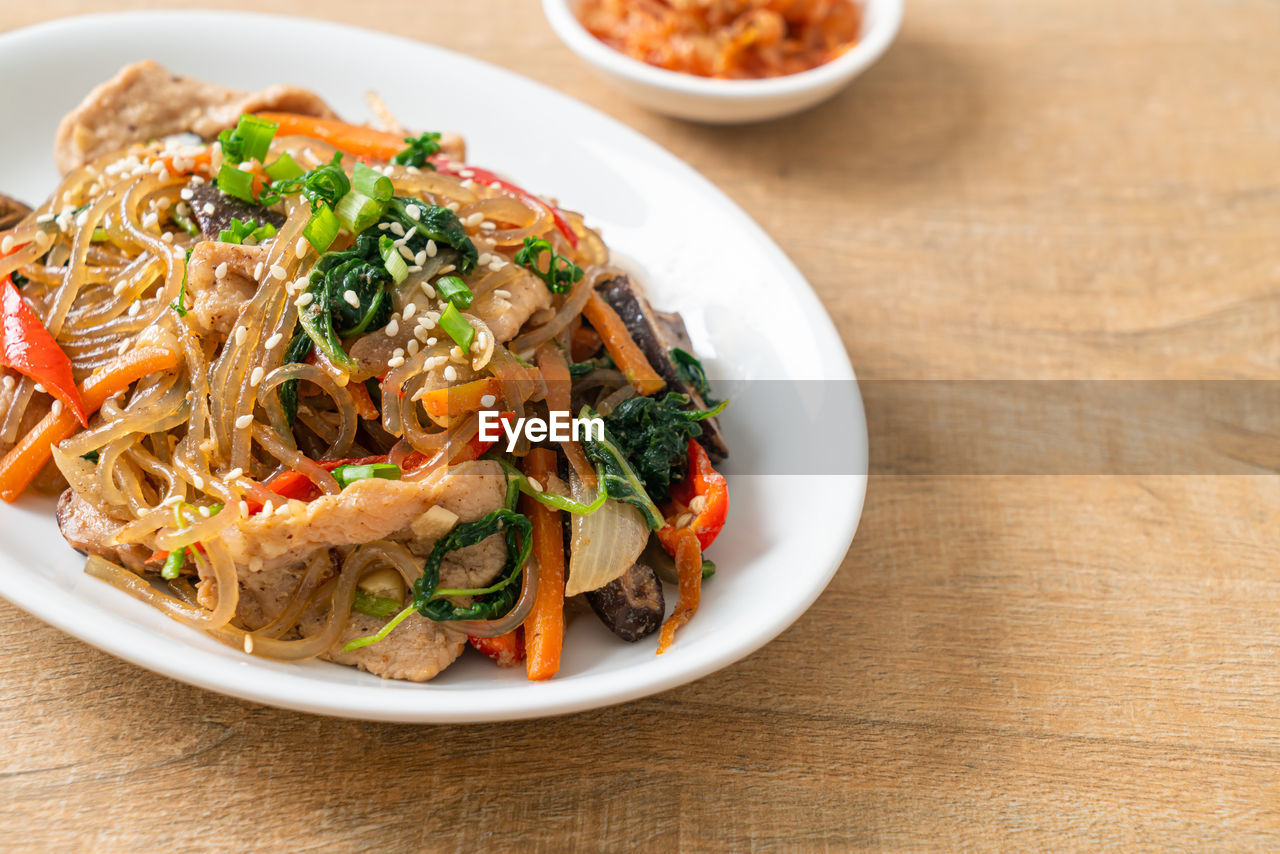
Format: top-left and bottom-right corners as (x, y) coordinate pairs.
(542, 0), (904, 99)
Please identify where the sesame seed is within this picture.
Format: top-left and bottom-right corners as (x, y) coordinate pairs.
(202, 202), (215, 215)
(270, 265), (286, 281)
(385, 317), (400, 337)
(465, 212), (484, 227)
(295, 237), (308, 258)
(414, 326), (430, 343)
(1, 374), (13, 391)
(250, 366), (264, 386)
(480, 222), (495, 232)
(1, 236), (12, 253)
(407, 339), (420, 356)
(234, 326), (248, 345)
(389, 222), (405, 237)
(252, 262), (263, 280)
(397, 243), (414, 262)
(426, 239), (437, 258)
(261, 500), (273, 517)
(343, 290), (360, 308)
(494, 289), (511, 299)
(527, 477), (544, 493)
(198, 506), (212, 518)
(275, 502), (291, 517)
(402, 302), (417, 320)
(426, 337), (437, 347)
(215, 262), (228, 279)
(264, 332), (283, 349)
(414, 250), (426, 265)
(443, 365), (458, 382)
(406, 205), (421, 221)
(33, 383), (45, 394)
(420, 283), (436, 299)
(295, 292), (314, 307)
(179, 188), (194, 201)
(378, 223), (390, 231)
(387, 355), (405, 368)
(161, 232), (174, 243)
(50, 400), (62, 416)
(480, 394), (496, 407)
(477, 253), (492, 266)
(235, 414), (254, 429)
(192, 474), (205, 490)
(225, 467), (243, 480)
(127, 302), (141, 316)
(239, 500), (250, 517)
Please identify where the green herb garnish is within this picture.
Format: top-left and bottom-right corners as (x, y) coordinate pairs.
(514, 236), (582, 294)
(601, 393), (726, 502)
(392, 132), (442, 169)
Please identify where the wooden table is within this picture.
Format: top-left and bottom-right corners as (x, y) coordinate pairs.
(3, 0), (1279, 849)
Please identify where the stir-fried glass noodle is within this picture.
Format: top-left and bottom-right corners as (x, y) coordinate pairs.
(0, 63), (729, 682)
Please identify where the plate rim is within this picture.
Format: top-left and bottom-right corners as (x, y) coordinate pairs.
(0, 8), (867, 723)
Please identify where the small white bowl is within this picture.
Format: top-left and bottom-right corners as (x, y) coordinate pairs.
(542, 0), (904, 124)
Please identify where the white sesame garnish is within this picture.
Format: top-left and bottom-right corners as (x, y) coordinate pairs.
(239, 500), (250, 517)
(420, 282), (436, 299)
(464, 212), (484, 227)
(480, 394), (496, 407)
(161, 232), (174, 243)
(179, 188), (194, 201)
(295, 292), (314, 307)
(249, 366), (264, 387)
(225, 467), (244, 480)
(261, 500), (274, 517)
(443, 365), (458, 382)
(50, 399), (62, 416)
(406, 205), (421, 221)
(385, 317), (400, 337)
(425, 239), (438, 258)
(192, 474), (205, 490)
(477, 253), (492, 266)
(295, 237), (308, 258)
(387, 355), (405, 369)
(127, 302), (141, 317)
(527, 477), (544, 493)
(202, 202), (215, 216)
(270, 264), (286, 281)
(235, 414), (254, 429)
(234, 326), (248, 345)
(264, 332), (283, 349)
(214, 262), (228, 279)
(389, 222), (405, 237)
(413, 326), (430, 343)
(252, 262), (263, 280)
(402, 302), (417, 320)
(198, 505), (212, 518)
(343, 290), (360, 308)
(407, 339), (420, 356)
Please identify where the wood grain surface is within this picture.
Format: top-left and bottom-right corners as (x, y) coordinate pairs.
(3, 1), (1279, 850)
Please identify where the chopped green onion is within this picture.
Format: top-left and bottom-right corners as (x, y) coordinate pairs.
(170, 207), (200, 237)
(216, 162), (256, 203)
(352, 161), (393, 203)
(264, 152), (304, 182)
(302, 202), (341, 253)
(378, 235), (409, 284)
(235, 114), (277, 163)
(160, 546), (187, 580)
(352, 589), (405, 619)
(170, 247), (193, 318)
(334, 189), (384, 233)
(218, 217), (276, 245)
(333, 462), (402, 489)
(392, 132), (442, 168)
(435, 275), (473, 308)
(438, 302), (475, 354)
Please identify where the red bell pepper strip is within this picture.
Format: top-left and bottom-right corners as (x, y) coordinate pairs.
(1, 277), (88, 426)
(469, 628), (525, 667)
(656, 439), (728, 555)
(431, 156), (580, 249)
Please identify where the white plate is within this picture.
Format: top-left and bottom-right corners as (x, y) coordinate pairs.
(0, 11), (867, 722)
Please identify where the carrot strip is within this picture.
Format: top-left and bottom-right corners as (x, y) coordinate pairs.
(537, 345), (595, 486)
(656, 528), (702, 654)
(347, 381), (379, 421)
(582, 292), (665, 396)
(0, 347), (180, 502)
(420, 377), (501, 420)
(255, 113), (406, 160)
(521, 448), (565, 680)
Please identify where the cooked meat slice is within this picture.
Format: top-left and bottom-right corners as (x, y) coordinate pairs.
(472, 271), (553, 342)
(0, 193), (31, 230)
(311, 610), (466, 682)
(219, 460), (507, 573)
(55, 60), (336, 173)
(56, 489), (151, 573)
(595, 273), (728, 460)
(186, 184), (284, 240)
(184, 240), (266, 338)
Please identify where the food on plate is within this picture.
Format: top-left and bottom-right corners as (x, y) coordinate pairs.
(576, 0), (862, 79)
(0, 62), (729, 682)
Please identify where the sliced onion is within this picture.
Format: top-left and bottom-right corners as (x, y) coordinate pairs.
(565, 469), (648, 597)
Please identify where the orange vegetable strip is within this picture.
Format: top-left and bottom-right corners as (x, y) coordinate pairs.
(537, 345), (595, 487)
(254, 113), (406, 160)
(346, 381), (379, 421)
(420, 377), (501, 420)
(0, 347), (180, 502)
(582, 292), (665, 397)
(521, 448), (565, 681)
(656, 528), (702, 654)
